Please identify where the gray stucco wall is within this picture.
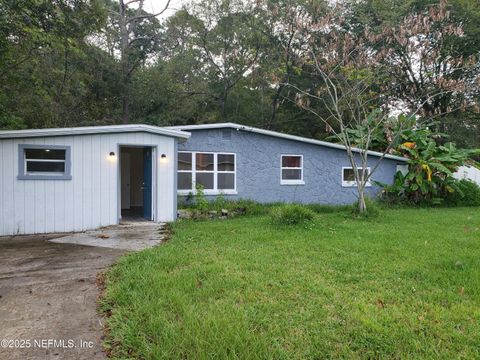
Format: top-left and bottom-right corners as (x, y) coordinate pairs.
(178, 128), (403, 205)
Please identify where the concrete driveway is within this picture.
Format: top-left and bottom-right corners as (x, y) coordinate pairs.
(0, 223), (164, 360)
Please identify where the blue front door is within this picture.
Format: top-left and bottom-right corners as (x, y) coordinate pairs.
(143, 147), (153, 220)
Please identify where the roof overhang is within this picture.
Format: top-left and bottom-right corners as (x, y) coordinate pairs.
(0, 124), (191, 140)
(168, 123), (408, 162)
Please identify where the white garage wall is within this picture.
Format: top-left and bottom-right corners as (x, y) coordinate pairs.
(0, 131), (177, 236)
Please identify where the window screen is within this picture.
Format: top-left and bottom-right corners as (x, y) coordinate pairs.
(281, 155), (303, 183)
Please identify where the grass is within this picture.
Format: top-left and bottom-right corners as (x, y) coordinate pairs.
(101, 207), (480, 359)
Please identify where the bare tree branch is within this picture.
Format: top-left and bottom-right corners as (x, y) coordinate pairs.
(126, 0), (171, 24)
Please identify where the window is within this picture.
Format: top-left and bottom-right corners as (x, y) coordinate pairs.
(196, 153), (214, 189)
(178, 152), (193, 190)
(281, 155), (304, 185)
(342, 167), (371, 187)
(177, 151), (236, 194)
(217, 154), (235, 189)
(18, 145), (72, 180)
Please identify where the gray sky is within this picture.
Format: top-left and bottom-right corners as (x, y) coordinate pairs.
(136, 0), (187, 19)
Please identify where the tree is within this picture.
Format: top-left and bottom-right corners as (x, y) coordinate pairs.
(253, 0), (328, 129)
(348, 0), (480, 147)
(185, 0), (264, 121)
(290, 1), (476, 213)
(105, 0), (169, 123)
(0, 0), (112, 129)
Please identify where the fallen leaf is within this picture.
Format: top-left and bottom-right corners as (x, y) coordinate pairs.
(97, 234), (110, 239)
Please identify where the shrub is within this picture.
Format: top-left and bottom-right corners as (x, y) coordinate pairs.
(269, 204), (316, 226)
(178, 198), (275, 219)
(194, 184), (209, 211)
(351, 197), (381, 218)
(212, 193), (227, 211)
(377, 126), (478, 206)
(444, 180), (480, 207)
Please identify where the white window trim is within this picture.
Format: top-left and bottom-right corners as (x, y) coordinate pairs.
(342, 166), (371, 187)
(178, 151), (237, 195)
(280, 154), (305, 185)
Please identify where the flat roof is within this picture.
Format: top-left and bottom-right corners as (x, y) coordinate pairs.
(0, 124), (191, 140)
(168, 123), (408, 162)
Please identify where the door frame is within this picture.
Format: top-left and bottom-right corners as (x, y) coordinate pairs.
(120, 152), (131, 210)
(117, 144), (157, 222)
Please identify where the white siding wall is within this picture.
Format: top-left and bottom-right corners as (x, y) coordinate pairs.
(454, 166), (480, 186)
(0, 132), (177, 236)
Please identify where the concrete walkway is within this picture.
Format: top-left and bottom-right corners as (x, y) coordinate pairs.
(50, 221), (165, 251)
(0, 222), (164, 359)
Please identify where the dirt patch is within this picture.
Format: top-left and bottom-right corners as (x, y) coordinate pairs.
(0, 234), (125, 359)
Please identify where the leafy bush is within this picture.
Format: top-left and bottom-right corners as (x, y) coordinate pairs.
(194, 184), (209, 211)
(351, 197), (381, 218)
(269, 204), (316, 226)
(211, 193), (227, 211)
(444, 180), (480, 207)
(376, 124), (480, 205)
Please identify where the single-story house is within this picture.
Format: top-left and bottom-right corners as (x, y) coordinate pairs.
(169, 123), (407, 204)
(0, 122), (407, 236)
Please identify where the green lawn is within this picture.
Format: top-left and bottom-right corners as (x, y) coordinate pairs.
(101, 208), (480, 359)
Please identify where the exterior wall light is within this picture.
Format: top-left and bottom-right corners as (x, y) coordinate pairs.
(161, 154), (167, 159)
(109, 152), (115, 156)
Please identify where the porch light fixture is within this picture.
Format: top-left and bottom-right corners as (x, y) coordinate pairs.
(109, 151), (115, 156)
(161, 154), (167, 159)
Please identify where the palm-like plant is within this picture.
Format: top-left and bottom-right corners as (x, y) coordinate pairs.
(380, 128), (478, 204)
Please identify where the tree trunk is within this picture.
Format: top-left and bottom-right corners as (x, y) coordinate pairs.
(357, 187), (367, 213)
(119, 0), (130, 124)
(267, 83), (284, 129)
(220, 84), (228, 121)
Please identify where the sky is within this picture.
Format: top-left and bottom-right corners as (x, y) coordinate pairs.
(134, 0), (187, 19)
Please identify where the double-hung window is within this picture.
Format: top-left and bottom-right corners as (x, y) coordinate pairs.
(18, 145), (72, 180)
(178, 151), (236, 194)
(178, 152), (194, 190)
(217, 153), (235, 190)
(281, 155), (304, 185)
(342, 167), (371, 187)
(196, 153), (215, 190)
